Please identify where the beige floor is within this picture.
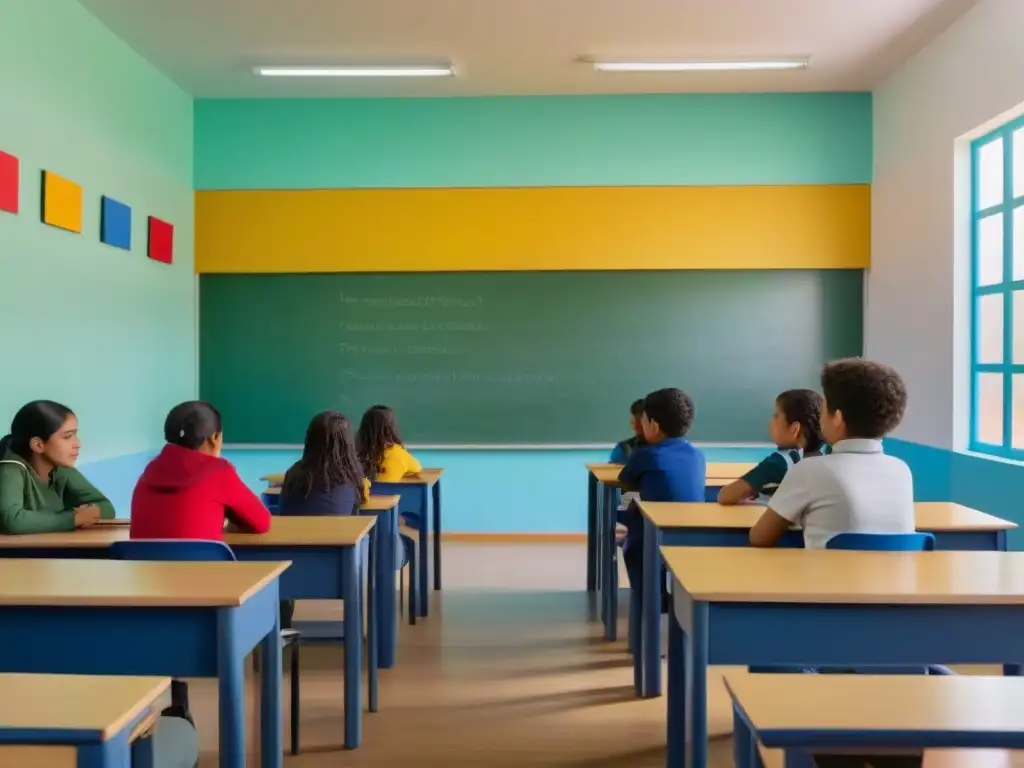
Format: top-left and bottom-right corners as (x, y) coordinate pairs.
(179, 542), (1022, 766)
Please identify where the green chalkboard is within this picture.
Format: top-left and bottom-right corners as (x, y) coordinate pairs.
(199, 271), (863, 444)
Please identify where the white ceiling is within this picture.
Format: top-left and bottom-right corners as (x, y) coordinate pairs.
(77, 0), (978, 98)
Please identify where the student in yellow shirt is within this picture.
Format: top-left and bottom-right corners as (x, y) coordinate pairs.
(356, 405), (422, 481)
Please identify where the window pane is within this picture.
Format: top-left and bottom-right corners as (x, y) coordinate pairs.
(1015, 292), (1024, 363)
(1014, 206), (1024, 281)
(1014, 375), (1024, 449)
(1015, 128), (1024, 199)
(978, 137), (1005, 210)
(978, 293), (1004, 363)
(978, 212), (1005, 286)
(977, 372), (1004, 445)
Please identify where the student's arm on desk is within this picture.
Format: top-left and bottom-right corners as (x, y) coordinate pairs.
(222, 467), (272, 534)
(719, 454), (784, 505)
(616, 448), (648, 492)
(750, 463), (811, 547)
(61, 467), (116, 520)
(0, 464), (76, 534)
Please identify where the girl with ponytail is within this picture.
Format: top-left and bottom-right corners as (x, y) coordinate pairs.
(717, 388), (825, 505)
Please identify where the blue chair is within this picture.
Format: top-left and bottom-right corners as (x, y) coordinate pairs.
(827, 532), (936, 551)
(110, 539), (304, 756)
(750, 532), (954, 676)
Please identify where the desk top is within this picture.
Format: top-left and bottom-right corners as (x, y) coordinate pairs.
(0, 559), (288, 607)
(263, 468), (441, 487)
(639, 501), (1016, 532)
(663, 546), (1024, 604)
(0, 674), (169, 739)
(0, 514), (378, 550)
(589, 462), (755, 487)
(725, 673), (1024, 736)
(225, 515), (375, 546)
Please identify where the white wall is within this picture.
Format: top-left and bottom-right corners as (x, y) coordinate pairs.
(869, 0), (1024, 449)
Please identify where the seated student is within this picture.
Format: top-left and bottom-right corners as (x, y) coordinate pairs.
(130, 400), (271, 730)
(356, 405), (422, 481)
(612, 399), (647, 532)
(749, 358), (914, 549)
(0, 400), (114, 534)
(610, 399), (646, 463)
(618, 388), (706, 597)
(130, 400), (271, 540)
(718, 388), (825, 506)
(278, 410), (369, 628)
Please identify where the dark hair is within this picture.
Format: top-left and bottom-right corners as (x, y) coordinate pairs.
(776, 389), (825, 454)
(643, 388), (695, 438)
(283, 411), (365, 499)
(0, 401), (75, 459)
(164, 401), (222, 450)
(630, 399), (645, 417)
(820, 358), (907, 439)
(356, 405), (403, 479)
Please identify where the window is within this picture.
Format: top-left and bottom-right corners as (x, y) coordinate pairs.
(971, 115), (1024, 457)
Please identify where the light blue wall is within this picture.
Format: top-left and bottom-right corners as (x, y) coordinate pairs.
(84, 445), (771, 533)
(194, 92), (872, 190)
(0, 0), (195, 460)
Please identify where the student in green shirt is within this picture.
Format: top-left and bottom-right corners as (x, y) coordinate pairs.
(0, 400), (114, 534)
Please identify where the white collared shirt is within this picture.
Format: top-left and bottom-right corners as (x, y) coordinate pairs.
(768, 438), (915, 549)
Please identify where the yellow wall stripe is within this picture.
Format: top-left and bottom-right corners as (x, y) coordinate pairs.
(195, 185), (870, 274)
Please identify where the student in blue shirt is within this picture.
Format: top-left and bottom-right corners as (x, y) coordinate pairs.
(718, 388), (825, 505)
(609, 399), (646, 464)
(618, 388), (706, 600)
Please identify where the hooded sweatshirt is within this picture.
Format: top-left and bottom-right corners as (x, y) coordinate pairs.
(0, 449), (115, 534)
(130, 443), (271, 541)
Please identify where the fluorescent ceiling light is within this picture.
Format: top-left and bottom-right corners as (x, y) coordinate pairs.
(592, 59), (808, 72)
(254, 65), (454, 78)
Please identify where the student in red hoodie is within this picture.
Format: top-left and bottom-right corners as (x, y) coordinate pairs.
(130, 400), (270, 541)
(130, 400), (271, 728)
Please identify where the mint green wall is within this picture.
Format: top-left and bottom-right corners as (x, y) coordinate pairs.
(0, 0), (195, 461)
(194, 92), (872, 190)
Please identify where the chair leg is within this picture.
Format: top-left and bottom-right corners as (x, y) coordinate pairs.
(290, 642), (300, 756)
(399, 565), (405, 617)
(408, 544), (417, 626)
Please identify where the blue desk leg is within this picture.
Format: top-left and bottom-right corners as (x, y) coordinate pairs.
(586, 473), (598, 592)
(260, 605), (283, 765)
(79, 734), (131, 768)
(597, 481), (606, 622)
(343, 546), (363, 749)
(374, 506), (398, 669)
(131, 725), (155, 768)
(687, 602), (710, 768)
(732, 704), (756, 768)
(217, 609), (246, 768)
(417, 486), (430, 619)
(433, 479), (442, 591)
(641, 516), (661, 697)
(367, 525), (379, 714)
(666, 596), (686, 768)
(603, 485), (618, 641)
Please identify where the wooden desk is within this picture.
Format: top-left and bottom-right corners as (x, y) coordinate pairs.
(365, 469), (444, 619)
(662, 547), (1024, 768)
(634, 501), (1016, 698)
(0, 673), (168, 767)
(0, 559), (288, 768)
(0, 515), (381, 746)
(263, 468), (444, 615)
(585, 460), (756, 641)
(725, 674), (1024, 768)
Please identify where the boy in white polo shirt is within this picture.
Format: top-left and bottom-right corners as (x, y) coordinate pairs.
(749, 358), (914, 549)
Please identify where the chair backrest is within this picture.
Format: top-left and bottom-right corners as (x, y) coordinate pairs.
(826, 532), (935, 551)
(261, 492), (281, 513)
(110, 539), (237, 562)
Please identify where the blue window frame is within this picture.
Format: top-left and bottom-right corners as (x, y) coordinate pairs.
(971, 115), (1024, 457)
